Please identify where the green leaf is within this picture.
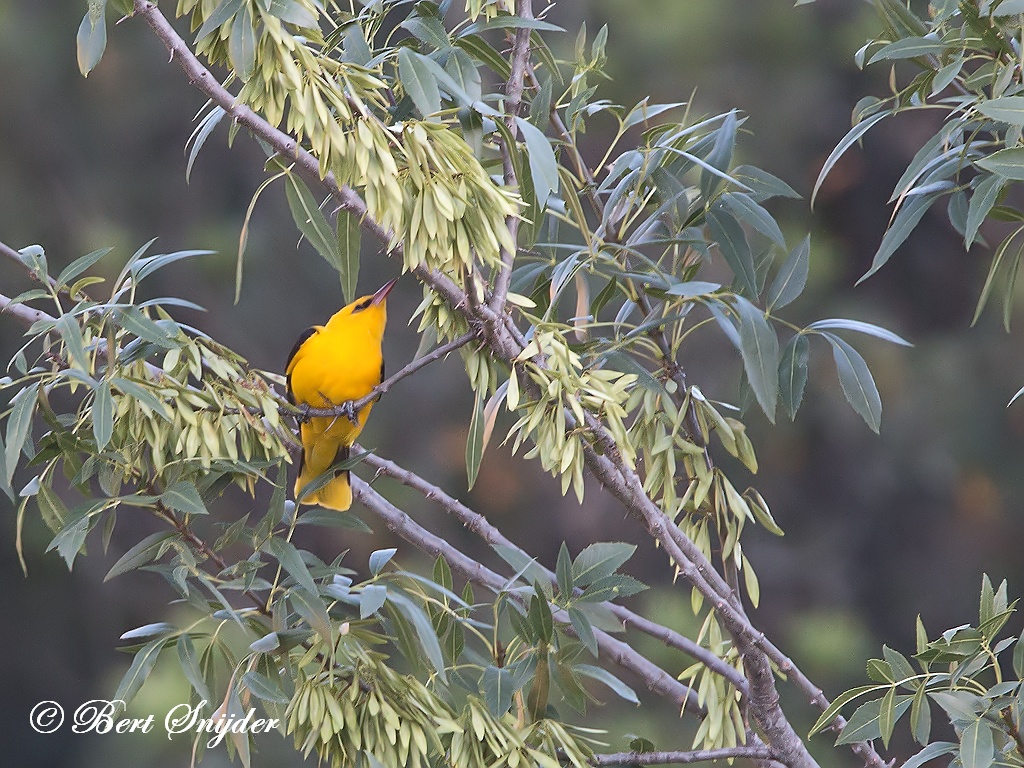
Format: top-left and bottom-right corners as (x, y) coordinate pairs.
(105, 531), (175, 581)
(294, 507), (372, 532)
(515, 117), (559, 208)
(735, 298), (779, 422)
(5, 383), (39, 485)
(77, 2), (108, 77)
(177, 634), (212, 701)
(779, 333), (809, 420)
(461, 16), (564, 34)
(822, 332), (882, 432)
(835, 694), (912, 745)
(568, 606), (598, 656)
(56, 246), (113, 289)
(56, 314), (89, 371)
(808, 684), (888, 738)
(284, 174), (343, 272)
(241, 670), (290, 704)
(977, 96), (1024, 125)
(860, 192), (942, 282)
(767, 235), (810, 311)
(721, 192), (786, 248)
(707, 209), (756, 295)
(575, 664), (639, 704)
(902, 743), (958, 768)
(114, 637), (165, 705)
(1013, 627), (1024, 678)
(481, 665), (515, 716)
(249, 632), (281, 653)
(556, 543), (573, 598)
(48, 511), (91, 570)
(386, 591), (447, 680)
(878, 686), (897, 748)
(910, 683), (931, 745)
(110, 377), (171, 419)
(806, 318), (911, 347)
(977, 148), (1024, 181)
(452, 35), (511, 80)
(966, 174), (1005, 249)
(572, 542), (636, 586)
(868, 37), (949, 64)
(336, 209), (361, 305)
(358, 584), (388, 618)
(195, 0), (243, 42)
(369, 547), (397, 576)
(812, 112), (888, 207)
(960, 718), (995, 768)
(92, 381), (114, 451)
(398, 46), (442, 118)
(732, 165), (801, 201)
(466, 389), (485, 490)
(701, 110), (737, 200)
(266, 0), (318, 27)
(290, 586), (332, 642)
(263, 537), (318, 595)
(529, 587), (554, 644)
(229, 4), (257, 81)
(161, 481), (208, 516)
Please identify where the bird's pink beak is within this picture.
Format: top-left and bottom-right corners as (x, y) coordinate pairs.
(370, 278), (398, 306)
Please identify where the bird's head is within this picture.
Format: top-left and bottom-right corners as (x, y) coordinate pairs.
(328, 279), (397, 331)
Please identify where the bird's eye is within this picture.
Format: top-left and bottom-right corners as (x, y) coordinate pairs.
(353, 299), (373, 312)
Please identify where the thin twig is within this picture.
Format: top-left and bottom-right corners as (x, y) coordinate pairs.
(590, 746), (775, 767)
(296, 331), (476, 419)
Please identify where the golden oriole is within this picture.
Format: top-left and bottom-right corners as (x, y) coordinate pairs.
(286, 279), (396, 511)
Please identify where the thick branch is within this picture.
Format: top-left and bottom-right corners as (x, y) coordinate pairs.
(591, 747), (775, 767)
(349, 475), (702, 716)
(0, 292), (54, 328)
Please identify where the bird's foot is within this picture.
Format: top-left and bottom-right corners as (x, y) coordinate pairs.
(338, 400), (359, 426)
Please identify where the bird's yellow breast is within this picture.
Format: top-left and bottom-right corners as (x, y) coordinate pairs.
(288, 323), (383, 408)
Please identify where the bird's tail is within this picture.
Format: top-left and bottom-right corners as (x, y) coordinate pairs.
(295, 439), (352, 512)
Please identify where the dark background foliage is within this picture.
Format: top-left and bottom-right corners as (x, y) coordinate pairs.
(1, 1), (1021, 765)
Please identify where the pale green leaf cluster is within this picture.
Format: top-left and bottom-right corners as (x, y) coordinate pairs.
(812, 576), (1024, 768)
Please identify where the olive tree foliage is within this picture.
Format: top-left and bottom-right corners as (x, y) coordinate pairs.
(0, 1), (928, 767)
(799, 3), (1024, 768)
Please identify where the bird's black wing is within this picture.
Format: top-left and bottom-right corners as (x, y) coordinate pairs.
(285, 327), (318, 404)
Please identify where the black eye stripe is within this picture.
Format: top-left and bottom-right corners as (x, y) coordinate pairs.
(354, 299), (372, 311)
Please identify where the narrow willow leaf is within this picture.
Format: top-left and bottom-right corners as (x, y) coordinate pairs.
(76, 2), (107, 77)
(56, 246), (113, 289)
(977, 96), (1024, 125)
(835, 695), (912, 745)
(572, 542), (635, 586)
(568, 606), (598, 656)
(264, 538), (318, 595)
(575, 664), (639, 704)
(902, 743), (958, 768)
(823, 332), (881, 432)
(92, 381), (114, 451)
(284, 174), (342, 271)
(336, 208), (361, 305)
(466, 390), (485, 490)
(387, 591), (447, 681)
(241, 671), (289, 704)
(481, 665), (515, 716)
(707, 209), (756, 295)
(868, 37), (949, 64)
(114, 637), (165, 705)
(358, 584), (388, 618)
(977, 148), (1024, 181)
(965, 174), (1004, 249)
(812, 112), (888, 208)
(767, 235), (810, 311)
(5, 383), (39, 485)
(177, 634), (212, 701)
(806, 318), (911, 346)
(516, 117), (559, 208)
(735, 298), (779, 422)
(290, 586), (332, 642)
(960, 718), (995, 768)
(721, 192), (786, 247)
(56, 314), (89, 371)
(397, 47), (442, 118)
(779, 334), (809, 420)
(879, 686), (897, 748)
(701, 109), (737, 200)
(105, 531), (175, 581)
(860, 192), (942, 282)
(369, 547), (397, 576)
(161, 480), (209, 516)
(195, 0), (243, 42)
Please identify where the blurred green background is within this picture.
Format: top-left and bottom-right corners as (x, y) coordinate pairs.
(2, 1), (1023, 766)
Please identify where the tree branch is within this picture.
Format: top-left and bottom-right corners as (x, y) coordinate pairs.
(590, 747), (775, 767)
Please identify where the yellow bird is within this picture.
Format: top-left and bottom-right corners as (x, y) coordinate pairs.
(286, 279), (397, 511)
